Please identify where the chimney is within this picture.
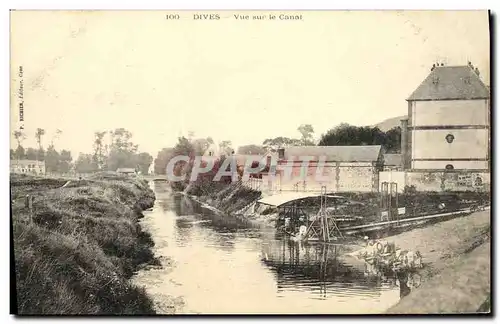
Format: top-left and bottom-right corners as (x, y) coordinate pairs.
(278, 148), (285, 160)
(400, 118), (409, 170)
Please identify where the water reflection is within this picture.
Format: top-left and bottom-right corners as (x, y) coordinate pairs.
(135, 182), (414, 314)
(261, 241), (385, 299)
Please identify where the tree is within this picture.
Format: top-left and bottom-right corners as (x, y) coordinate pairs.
(318, 123), (401, 153)
(75, 153), (98, 173)
(13, 130), (26, 160)
(262, 137), (301, 151)
(35, 128), (46, 161)
(10, 149), (15, 160)
(25, 148), (38, 160)
(154, 147), (174, 175)
(297, 124), (315, 145)
(44, 145), (60, 172)
(107, 128), (139, 171)
(14, 146), (25, 160)
(59, 150), (73, 173)
(384, 127), (402, 153)
(136, 152), (154, 175)
(37, 149), (46, 162)
(50, 129), (63, 146)
(237, 144), (267, 155)
(13, 130), (26, 148)
(219, 140), (233, 156)
(170, 137), (196, 183)
(192, 138), (212, 156)
(93, 131), (107, 170)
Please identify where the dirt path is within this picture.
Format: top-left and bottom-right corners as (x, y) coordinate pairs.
(383, 210), (491, 313)
(385, 210), (490, 277)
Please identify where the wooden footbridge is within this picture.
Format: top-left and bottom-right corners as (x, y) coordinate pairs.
(256, 187), (488, 242)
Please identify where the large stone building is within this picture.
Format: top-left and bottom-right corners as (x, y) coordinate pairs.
(402, 64), (490, 171)
(271, 145), (383, 193)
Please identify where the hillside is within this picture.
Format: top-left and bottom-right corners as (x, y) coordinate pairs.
(373, 115), (407, 132)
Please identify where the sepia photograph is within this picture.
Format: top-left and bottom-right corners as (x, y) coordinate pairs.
(9, 9), (491, 315)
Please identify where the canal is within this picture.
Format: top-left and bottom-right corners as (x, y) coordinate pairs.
(133, 181), (407, 314)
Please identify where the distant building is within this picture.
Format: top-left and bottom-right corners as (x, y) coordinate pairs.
(276, 145), (383, 192)
(403, 64), (490, 171)
(116, 168), (137, 176)
(10, 160), (46, 175)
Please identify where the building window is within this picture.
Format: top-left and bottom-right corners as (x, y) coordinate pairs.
(445, 134), (455, 143)
(445, 164), (454, 170)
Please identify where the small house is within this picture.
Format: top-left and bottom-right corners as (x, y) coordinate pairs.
(116, 168), (137, 176)
(10, 160), (46, 175)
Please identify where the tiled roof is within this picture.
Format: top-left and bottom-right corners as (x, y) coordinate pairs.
(383, 154), (402, 166)
(407, 66), (489, 101)
(283, 145), (382, 162)
(11, 159), (45, 166)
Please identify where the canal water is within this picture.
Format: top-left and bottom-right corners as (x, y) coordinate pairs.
(133, 182), (406, 314)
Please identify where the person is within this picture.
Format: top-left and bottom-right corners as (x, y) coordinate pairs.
(298, 225), (307, 238)
(359, 236), (377, 259)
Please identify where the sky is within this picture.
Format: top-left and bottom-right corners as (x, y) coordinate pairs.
(10, 10), (490, 159)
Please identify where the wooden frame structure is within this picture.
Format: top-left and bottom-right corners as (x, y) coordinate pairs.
(303, 186), (344, 242)
(380, 181), (399, 223)
(258, 190), (347, 242)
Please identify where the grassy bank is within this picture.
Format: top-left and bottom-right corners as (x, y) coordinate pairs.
(185, 180), (262, 216)
(11, 173), (159, 315)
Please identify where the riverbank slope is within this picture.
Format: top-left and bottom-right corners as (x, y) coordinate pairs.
(384, 210), (491, 314)
(11, 173), (159, 314)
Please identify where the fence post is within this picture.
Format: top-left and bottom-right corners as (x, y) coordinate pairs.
(25, 194), (34, 223)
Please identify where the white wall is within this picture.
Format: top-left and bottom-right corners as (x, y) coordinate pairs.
(412, 129), (488, 159)
(406, 171), (490, 192)
(409, 99), (490, 171)
(379, 171), (491, 192)
(412, 99), (489, 126)
(379, 171), (406, 192)
(412, 160), (488, 170)
(274, 162), (377, 192)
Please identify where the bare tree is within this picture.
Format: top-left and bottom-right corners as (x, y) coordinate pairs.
(93, 131), (107, 170)
(35, 128), (46, 161)
(51, 129), (63, 146)
(13, 130), (26, 148)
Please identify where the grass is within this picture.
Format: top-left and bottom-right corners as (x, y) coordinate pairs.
(11, 173), (158, 315)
